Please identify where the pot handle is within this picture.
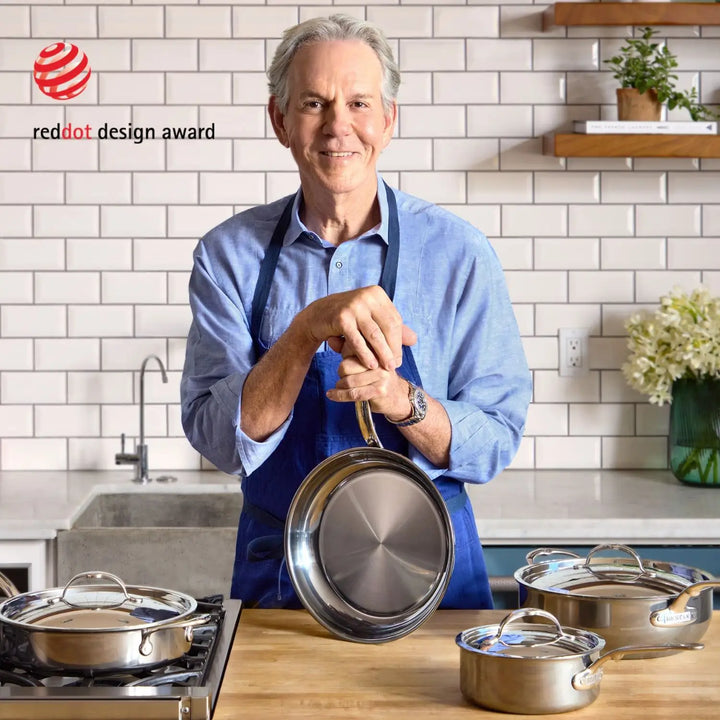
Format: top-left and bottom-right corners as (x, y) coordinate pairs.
(0, 570), (19, 599)
(525, 548), (582, 564)
(355, 401), (383, 449)
(139, 613), (213, 656)
(51, 570), (141, 609)
(651, 580), (720, 627)
(484, 608), (566, 649)
(572, 642), (704, 691)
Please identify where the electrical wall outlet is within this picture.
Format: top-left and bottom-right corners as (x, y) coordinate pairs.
(559, 328), (589, 377)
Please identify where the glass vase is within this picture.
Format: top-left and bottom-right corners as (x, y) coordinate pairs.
(669, 377), (720, 487)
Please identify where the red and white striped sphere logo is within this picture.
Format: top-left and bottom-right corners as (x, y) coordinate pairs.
(33, 42), (91, 101)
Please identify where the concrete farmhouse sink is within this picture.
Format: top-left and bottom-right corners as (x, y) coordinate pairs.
(56, 492), (243, 598)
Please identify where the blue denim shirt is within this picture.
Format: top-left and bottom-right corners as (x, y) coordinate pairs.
(181, 177), (531, 484)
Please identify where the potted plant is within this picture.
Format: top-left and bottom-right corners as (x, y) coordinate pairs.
(604, 27), (718, 122)
(623, 287), (720, 486)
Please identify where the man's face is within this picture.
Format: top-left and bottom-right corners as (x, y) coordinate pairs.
(270, 39), (397, 202)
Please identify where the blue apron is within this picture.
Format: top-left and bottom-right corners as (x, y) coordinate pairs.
(230, 183), (493, 610)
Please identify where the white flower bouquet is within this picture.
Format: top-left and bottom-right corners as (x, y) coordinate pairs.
(622, 286), (720, 406)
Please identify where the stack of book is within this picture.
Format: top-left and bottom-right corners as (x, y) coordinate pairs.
(573, 120), (718, 135)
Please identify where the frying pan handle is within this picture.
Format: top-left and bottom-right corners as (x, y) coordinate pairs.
(652, 580), (720, 626)
(355, 401), (384, 449)
(139, 613), (214, 656)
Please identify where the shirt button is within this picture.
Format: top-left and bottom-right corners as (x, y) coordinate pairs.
(335, 261), (343, 269)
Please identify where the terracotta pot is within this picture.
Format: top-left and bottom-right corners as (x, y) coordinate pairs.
(616, 88), (662, 121)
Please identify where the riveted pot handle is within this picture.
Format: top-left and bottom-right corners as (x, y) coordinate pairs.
(139, 613), (213, 657)
(355, 401), (383, 449)
(572, 642), (704, 691)
(525, 548), (581, 564)
(651, 580), (720, 626)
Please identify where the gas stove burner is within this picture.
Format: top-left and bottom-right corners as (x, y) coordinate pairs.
(0, 597), (242, 720)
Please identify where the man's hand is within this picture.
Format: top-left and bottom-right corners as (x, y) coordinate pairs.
(298, 285), (416, 372)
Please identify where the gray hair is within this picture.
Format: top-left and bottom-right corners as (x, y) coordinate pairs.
(268, 14), (400, 116)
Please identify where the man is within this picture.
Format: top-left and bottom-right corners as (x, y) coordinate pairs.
(181, 14), (531, 609)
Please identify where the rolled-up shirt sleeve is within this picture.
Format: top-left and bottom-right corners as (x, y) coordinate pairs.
(181, 235), (292, 476)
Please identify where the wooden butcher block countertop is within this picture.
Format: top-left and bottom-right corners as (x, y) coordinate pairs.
(214, 609), (720, 720)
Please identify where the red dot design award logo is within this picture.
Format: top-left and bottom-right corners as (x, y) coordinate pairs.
(33, 43), (91, 100)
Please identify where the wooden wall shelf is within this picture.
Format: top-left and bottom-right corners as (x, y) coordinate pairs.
(543, 2), (720, 29)
(545, 133), (720, 158)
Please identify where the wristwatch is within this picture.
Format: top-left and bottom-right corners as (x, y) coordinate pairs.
(386, 381), (428, 427)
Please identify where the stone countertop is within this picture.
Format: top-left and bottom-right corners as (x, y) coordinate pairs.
(1, 469), (719, 544)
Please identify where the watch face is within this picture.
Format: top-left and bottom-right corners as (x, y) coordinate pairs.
(415, 388), (428, 415)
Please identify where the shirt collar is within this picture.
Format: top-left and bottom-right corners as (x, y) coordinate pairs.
(282, 174), (390, 247)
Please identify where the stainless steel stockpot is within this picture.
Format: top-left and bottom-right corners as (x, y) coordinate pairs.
(285, 401), (454, 643)
(456, 608), (703, 714)
(0, 570), (211, 673)
(515, 543), (720, 657)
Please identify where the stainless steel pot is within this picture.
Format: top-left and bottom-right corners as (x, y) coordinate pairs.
(285, 401), (454, 643)
(0, 570), (211, 673)
(515, 543), (720, 657)
(456, 608), (703, 714)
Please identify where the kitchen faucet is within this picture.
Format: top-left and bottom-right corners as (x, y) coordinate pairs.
(115, 354), (169, 484)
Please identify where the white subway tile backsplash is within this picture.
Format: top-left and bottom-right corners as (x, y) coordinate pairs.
(535, 238), (599, 270)
(0, 239), (64, 270)
(569, 271), (634, 303)
(434, 7), (498, 37)
(535, 304), (601, 336)
(525, 403), (567, 437)
(502, 205), (567, 237)
(35, 405), (100, 437)
(0, 406), (32, 437)
(99, 7), (164, 38)
(535, 172), (599, 204)
(400, 106), (465, 138)
(168, 206), (232, 238)
(133, 239), (198, 271)
(636, 205), (701, 237)
(601, 237), (665, 270)
(102, 272), (167, 304)
(601, 172), (667, 204)
(505, 271), (567, 303)
(0, 205), (32, 235)
(602, 437), (667, 470)
(167, 73), (233, 105)
(2, 4), (719, 471)
(669, 237), (720, 269)
(467, 39), (531, 71)
(534, 39), (599, 71)
(167, 6), (231, 38)
(36, 273), (99, 304)
(101, 206), (166, 238)
(2, 372), (66, 404)
(68, 372), (133, 404)
(35, 339), (100, 371)
(30, 6), (96, 37)
(135, 306), (191, 337)
(2, 439), (67, 471)
(569, 205), (633, 237)
(570, 403), (633, 436)
(635, 271), (702, 303)
(366, 7), (432, 37)
(467, 106), (531, 138)
(467, 172), (532, 204)
(69, 306), (133, 337)
(0, 339), (33, 370)
(0, 140), (31, 170)
(536, 437), (601, 469)
(399, 39), (465, 71)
